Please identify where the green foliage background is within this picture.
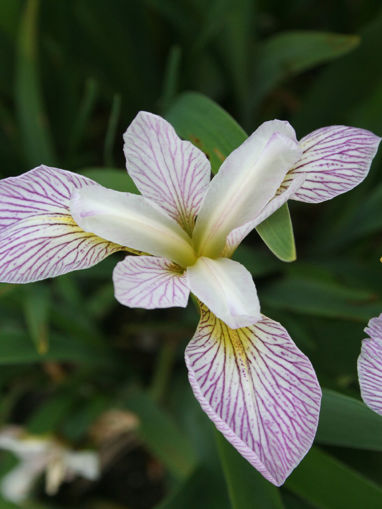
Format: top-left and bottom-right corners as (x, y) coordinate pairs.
(1, 0), (382, 507)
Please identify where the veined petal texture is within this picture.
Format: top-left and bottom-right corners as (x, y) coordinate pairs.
(358, 314), (382, 415)
(193, 120), (302, 258)
(124, 111), (211, 235)
(0, 166), (124, 283)
(113, 256), (189, 309)
(187, 257), (260, 329)
(185, 306), (321, 486)
(70, 185), (196, 268)
(287, 126), (381, 203)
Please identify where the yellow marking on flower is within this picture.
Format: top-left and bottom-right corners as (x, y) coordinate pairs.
(42, 214), (142, 255)
(199, 301), (250, 362)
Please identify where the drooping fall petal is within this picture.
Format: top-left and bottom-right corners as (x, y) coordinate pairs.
(193, 120), (302, 258)
(185, 305), (321, 486)
(186, 257), (261, 329)
(0, 166), (124, 283)
(123, 111), (211, 235)
(286, 126), (381, 203)
(70, 185), (196, 267)
(357, 314), (382, 415)
(113, 255), (189, 309)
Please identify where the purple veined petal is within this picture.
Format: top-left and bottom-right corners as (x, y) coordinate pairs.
(0, 166), (126, 283)
(193, 120), (302, 258)
(223, 174), (305, 257)
(286, 126), (381, 203)
(70, 185), (196, 268)
(123, 111), (211, 235)
(186, 257), (260, 329)
(113, 255), (190, 309)
(357, 313), (382, 415)
(185, 305), (321, 486)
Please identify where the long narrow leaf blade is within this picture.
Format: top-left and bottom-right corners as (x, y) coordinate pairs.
(285, 447), (382, 508)
(16, 0), (56, 165)
(215, 432), (284, 509)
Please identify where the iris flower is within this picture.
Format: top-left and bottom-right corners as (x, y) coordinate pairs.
(0, 113), (379, 485)
(358, 314), (382, 415)
(0, 426), (99, 503)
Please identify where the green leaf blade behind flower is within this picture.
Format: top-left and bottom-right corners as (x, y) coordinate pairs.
(80, 167), (139, 193)
(317, 389), (382, 451)
(215, 431), (285, 509)
(16, 0), (56, 166)
(166, 92), (296, 261)
(252, 31), (360, 111)
(166, 91), (246, 175)
(285, 447), (382, 508)
(256, 203), (296, 262)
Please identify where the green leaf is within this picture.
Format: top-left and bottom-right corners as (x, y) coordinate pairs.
(159, 45), (182, 114)
(166, 92), (295, 261)
(104, 93), (122, 167)
(256, 204), (296, 262)
(16, 0), (56, 166)
(68, 77), (98, 156)
(285, 447), (382, 508)
(125, 389), (196, 480)
(262, 275), (382, 321)
(215, 431), (284, 509)
(316, 389), (382, 451)
(253, 31), (359, 110)
(22, 283), (50, 354)
(0, 330), (114, 366)
(27, 393), (76, 434)
(157, 465), (230, 509)
(80, 167), (139, 193)
(166, 91), (246, 175)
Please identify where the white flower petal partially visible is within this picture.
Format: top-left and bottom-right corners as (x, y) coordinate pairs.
(124, 111), (211, 234)
(187, 257), (261, 329)
(0, 167), (125, 283)
(286, 126), (381, 203)
(70, 185), (196, 267)
(0, 427), (100, 503)
(113, 255), (189, 309)
(358, 314), (382, 415)
(193, 120), (302, 258)
(185, 305), (321, 486)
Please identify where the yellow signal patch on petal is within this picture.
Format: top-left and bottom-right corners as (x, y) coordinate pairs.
(0, 212), (132, 283)
(185, 303), (321, 486)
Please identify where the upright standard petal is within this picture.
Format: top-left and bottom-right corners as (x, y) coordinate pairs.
(113, 256), (189, 309)
(187, 257), (260, 329)
(70, 185), (196, 267)
(286, 126), (381, 203)
(0, 166), (124, 283)
(124, 111), (211, 234)
(193, 120), (302, 258)
(357, 314), (382, 415)
(223, 174), (305, 257)
(185, 305), (321, 486)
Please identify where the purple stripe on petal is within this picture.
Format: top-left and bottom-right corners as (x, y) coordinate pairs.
(358, 314), (382, 415)
(185, 305), (321, 486)
(123, 112), (211, 235)
(113, 255), (190, 309)
(0, 166), (125, 283)
(286, 126), (381, 203)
